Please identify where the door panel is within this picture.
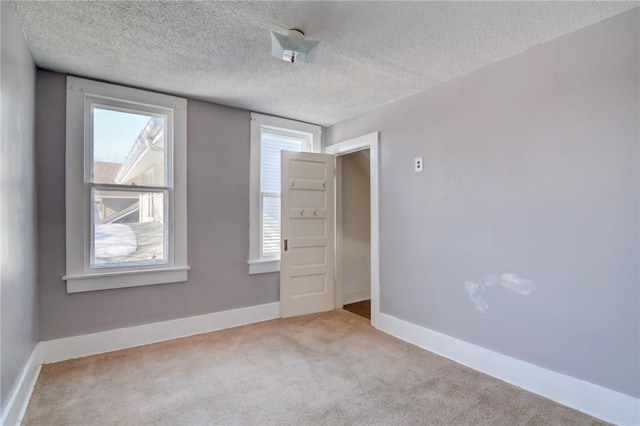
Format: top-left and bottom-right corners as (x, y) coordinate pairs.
(290, 190), (325, 207)
(280, 151), (335, 318)
(289, 274), (326, 296)
(290, 218), (325, 237)
(289, 160), (326, 179)
(290, 246), (325, 267)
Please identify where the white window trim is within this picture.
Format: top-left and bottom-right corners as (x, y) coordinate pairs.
(64, 76), (189, 293)
(248, 113), (321, 274)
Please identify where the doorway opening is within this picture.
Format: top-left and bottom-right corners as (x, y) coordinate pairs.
(337, 149), (371, 321)
(326, 132), (380, 326)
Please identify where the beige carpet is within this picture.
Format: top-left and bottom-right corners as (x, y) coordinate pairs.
(23, 310), (606, 425)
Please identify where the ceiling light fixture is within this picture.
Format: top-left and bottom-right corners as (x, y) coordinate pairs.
(270, 29), (320, 64)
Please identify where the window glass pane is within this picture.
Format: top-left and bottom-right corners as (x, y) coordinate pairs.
(92, 107), (166, 186)
(260, 133), (303, 194)
(262, 194), (280, 257)
(92, 188), (167, 267)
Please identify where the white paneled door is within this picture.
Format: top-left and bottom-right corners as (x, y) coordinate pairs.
(280, 151), (335, 318)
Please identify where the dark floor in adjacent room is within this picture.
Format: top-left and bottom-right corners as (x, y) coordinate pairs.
(343, 299), (371, 320)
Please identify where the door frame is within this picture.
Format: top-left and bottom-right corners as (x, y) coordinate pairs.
(325, 132), (380, 327)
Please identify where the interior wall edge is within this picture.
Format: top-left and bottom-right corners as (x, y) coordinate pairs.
(1, 0), (39, 417)
(0, 346), (41, 426)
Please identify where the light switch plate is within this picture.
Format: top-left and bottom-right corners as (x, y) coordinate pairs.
(414, 157), (423, 172)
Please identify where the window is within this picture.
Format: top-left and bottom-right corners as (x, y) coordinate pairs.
(64, 77), (188, 292)
(249, 113), (321, 274)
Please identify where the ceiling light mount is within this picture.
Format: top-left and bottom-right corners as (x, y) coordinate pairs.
(271, 28), (320, 64)
(288, 28), (305, 38)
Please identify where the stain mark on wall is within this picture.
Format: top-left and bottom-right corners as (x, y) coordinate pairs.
(465, 273), (535, 313)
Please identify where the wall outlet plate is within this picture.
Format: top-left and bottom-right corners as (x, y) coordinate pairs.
(414, 157), (423, 172)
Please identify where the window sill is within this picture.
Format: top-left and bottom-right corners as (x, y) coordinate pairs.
(63, 266), (190, 293)
(247, 258), (280, 275)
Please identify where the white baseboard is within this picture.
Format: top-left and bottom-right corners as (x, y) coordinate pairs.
(375, 313), (639, 426)
(343, 289), (371, 305)
(1, 303), (279, 425)
(39, 302), (280, 364)
(9, 306), (637, 425)
(0, 345), (41, 426)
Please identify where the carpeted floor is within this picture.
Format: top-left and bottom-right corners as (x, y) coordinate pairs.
(23, 310), (606, 425)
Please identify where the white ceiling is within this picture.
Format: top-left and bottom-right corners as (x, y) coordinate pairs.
(11, 1), (638, 126)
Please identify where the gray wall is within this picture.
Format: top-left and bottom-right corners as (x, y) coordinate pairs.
(341, 150), (371, 299)
(37, 71), (279, 340)
(326, 9), (639, 398)
(1, 2), (38, 412)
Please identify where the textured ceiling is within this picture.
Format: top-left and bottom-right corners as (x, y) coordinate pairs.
(11, 1), (639, 126)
